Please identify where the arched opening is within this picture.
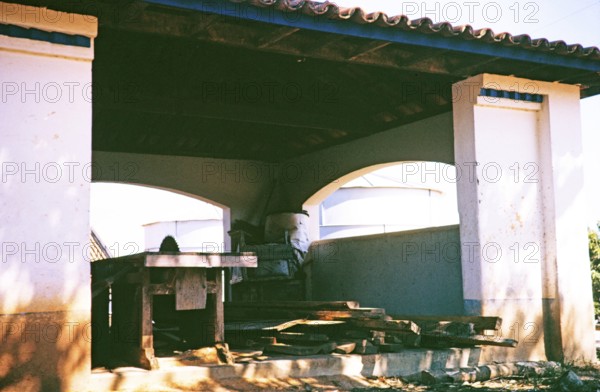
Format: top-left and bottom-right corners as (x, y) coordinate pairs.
(303, 162), (459, 240)
(90, 182), (228, 257)
(90, 182), (233, 366)
(302, 162), (463, 315)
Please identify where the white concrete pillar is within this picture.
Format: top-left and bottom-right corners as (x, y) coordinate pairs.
(0, 3), (97, 390)
(453, 73), (596, 363)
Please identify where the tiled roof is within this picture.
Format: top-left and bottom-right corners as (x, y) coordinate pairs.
(232, 0), (600, 60)
(90, 230), (111, 262)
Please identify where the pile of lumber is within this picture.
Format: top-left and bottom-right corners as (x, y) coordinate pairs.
(224, 301), (516, 356)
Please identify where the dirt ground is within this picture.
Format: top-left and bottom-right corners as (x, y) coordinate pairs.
(128, 364), (600, 392)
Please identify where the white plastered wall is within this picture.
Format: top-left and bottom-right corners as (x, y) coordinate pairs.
(453, 73), (596, 363)
(0, 2), (97, 389)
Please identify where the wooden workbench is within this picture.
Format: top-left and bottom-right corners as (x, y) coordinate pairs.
(91, 251), (257, 369)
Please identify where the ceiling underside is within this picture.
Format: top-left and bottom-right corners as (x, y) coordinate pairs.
(21, 1), (599, 162)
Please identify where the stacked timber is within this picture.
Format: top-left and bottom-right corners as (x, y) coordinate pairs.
(224, 301), (516, 357)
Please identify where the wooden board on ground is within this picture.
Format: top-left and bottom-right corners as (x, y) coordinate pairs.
(309, 308), (386, 320)
(350, 319), (421, 335)
(224, 306), (384, 322)
(421, 333), (517, 348)
(224, 319), (294, 332)
(225, 301), (361, 310)
(391, 315), (501, 332)
(277, 332), (329, 343)
(264, 342), (337, 356)
(418, 321), (475, 336)
(263, 319), (346, 332)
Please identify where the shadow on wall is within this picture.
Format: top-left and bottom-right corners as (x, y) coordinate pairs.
(0, 290), (90, 390)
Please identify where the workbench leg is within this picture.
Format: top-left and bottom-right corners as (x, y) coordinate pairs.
(207, 269), (224, 344)
(213, 269), (224, 343)
(140, 272), (159, 370)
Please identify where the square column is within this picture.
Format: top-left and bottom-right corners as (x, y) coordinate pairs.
(453, 73), (595, 363)
(0, 3), (97, 390)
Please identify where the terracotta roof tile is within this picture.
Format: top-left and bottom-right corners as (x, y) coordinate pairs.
(230, 0), (600, 60)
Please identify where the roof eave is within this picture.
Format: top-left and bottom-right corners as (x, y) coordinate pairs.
(144, 0), (600, 73)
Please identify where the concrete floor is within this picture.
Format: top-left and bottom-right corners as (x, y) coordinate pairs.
(90, 348), (480, 391)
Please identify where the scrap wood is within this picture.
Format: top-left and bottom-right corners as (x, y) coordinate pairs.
(264, 342), (337, 356)
(308, 308), (386, 320)
(277, 332), (329, 343)
(351, 339), (378, 355)
(420, 321), (475, 336)
(350, 319), (421, 335)
(333, 341), (356, 354)
(391, 315), (501, 332)
(224, 319), (292, 332)
(419, 361), (561, 385)
(263, 319), (346, 332)
(421, 332), (518, 348)
(225, 306), (384, 321)
(225, 301), (361, 310)
(385, 331), (422, 347)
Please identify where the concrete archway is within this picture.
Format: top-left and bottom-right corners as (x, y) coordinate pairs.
(302, 161), (458, 241)
(91, 181), (231, 252)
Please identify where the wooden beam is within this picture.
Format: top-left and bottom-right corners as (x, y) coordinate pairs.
(99, 6), (456, 76)
(225, 301), (361, 310)
(309, 308), (386, 320)
(144, 252), (257, 268)
(390, 315), (502, 332)
(421, 333), (518, 348)
(277, 332), (330, 343)
(97, 95), (365, 133)
(257, 26), (301, 48)
(349, 319), (421, 335)
(264, 342), (337, 356)
(347, 41), (392, 61)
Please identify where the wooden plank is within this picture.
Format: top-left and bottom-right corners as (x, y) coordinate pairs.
(310, 308), (386, 320)
(333, 342), (356, 354)
(421, 333), (518, 348)
(263, 319), (346, 332)
(419, 321), (475, 336)
(224, 305), (383, 321)
(140, 270), (158, 370)
(175, 269), (207, 310)
(208, 269), (225, 343)
(351, 339), (378, 355)
(350, 319), (421, 335)
(224, 319), (293, 332)
(386, 331), (422, 347)
(277, 332), (330, 343)
(391, 315), (502, 332)
(225, 301), (361, 310)
(262, 319), (307, 332)
(264, 342), (337, 356)
(145, 252), (257, 268)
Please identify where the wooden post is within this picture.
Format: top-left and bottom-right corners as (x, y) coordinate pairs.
(140, 269), (158, 369)
(208, 269), (225, 343)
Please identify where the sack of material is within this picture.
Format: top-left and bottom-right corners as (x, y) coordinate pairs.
(264, 212), (310, 253)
